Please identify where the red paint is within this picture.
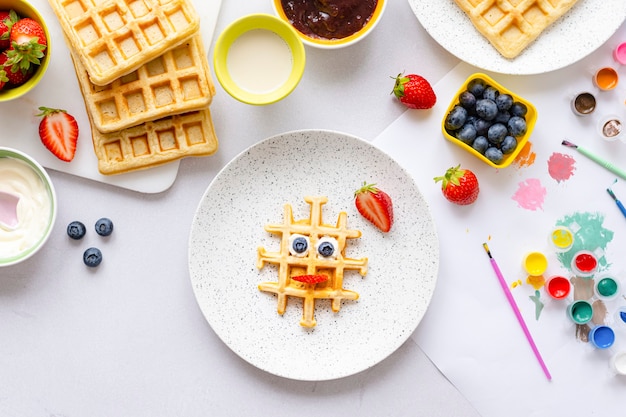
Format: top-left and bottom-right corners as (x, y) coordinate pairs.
(547, 152), (576, 183)
(574, 253), (597, 273)
(546, 276), (570, 299)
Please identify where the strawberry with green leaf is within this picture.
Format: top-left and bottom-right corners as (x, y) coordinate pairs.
(392, 73), (436, 109)
(0, 10), (19, 50)
(37, 107), (79, 162)
(6, 17), (47, 74)
(434, 165), (480, 205)
(354, 182), (394, 232)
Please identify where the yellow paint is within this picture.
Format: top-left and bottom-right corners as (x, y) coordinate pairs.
(511, 279), (523, 288)
(523, 251), (548, 276)
(526, 274), (546, 290)
(550, 227), (574, 251)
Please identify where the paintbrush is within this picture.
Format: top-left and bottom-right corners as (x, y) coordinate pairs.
(607, 180), (626, 219)
(562, 140), (626, 180)
(482, 243), (552, 381)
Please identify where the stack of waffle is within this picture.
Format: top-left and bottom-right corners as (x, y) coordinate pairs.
(47, 0), (218, 175)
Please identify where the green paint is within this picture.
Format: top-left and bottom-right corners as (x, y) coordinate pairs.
(555, 212), (613, 272)
(597, 277), (618, 297)
(529, 290), (544, 320)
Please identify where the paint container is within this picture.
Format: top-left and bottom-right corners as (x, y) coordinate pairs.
(523, 251), (548, 276)
(610, 351), (626, 375)
(567, 299), (594, 324)
(615, 306), (626, 325)
(589, 325), (615, 349)
(593, 67), (619, 91)
(594, 276), (621, 300)
(613, 42), (626, 65)
(571, 250), (598, 278)
(571, 92), (596, 116)
(545, 275), (571, 300)
(549, 226), (574, 252)
(597, 115), (623, 142)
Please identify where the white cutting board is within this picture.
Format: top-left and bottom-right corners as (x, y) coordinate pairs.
(0, 0), (222, 194)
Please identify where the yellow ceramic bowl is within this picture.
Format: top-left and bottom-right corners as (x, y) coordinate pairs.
(0, 147), (57, 267)
(213, 13), (305, 105)
(273, 0), (386, 49)
(0, 0), (51, 102)
(442, 73), (537, 168)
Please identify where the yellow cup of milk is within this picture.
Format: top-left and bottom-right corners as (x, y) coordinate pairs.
(213, 13), (306, 105)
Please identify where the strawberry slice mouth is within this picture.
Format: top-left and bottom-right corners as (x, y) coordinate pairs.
(291, 274), (328, 284)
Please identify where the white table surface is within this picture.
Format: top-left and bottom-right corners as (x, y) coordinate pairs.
(0, 0), (552, 415)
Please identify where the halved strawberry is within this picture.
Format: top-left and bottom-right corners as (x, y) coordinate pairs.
(37, 107), (79, 162)
(291, 275), (328, 284)
(6, 17), (46, 73)
(354, 182), (394, 232)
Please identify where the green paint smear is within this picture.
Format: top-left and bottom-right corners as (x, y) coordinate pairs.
(529, 290), (544, 320)
(555, 212), (614, 272)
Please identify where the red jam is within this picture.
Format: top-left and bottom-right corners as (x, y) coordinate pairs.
(280, 0), (378, 40)
(574, 252), (597, 273)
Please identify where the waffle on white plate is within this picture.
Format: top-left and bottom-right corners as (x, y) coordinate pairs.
(453, 0), (580, 58)
(48, 0), (200, 85)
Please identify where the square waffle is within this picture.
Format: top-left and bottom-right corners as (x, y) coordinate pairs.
(71, 33), (215, 133)
(257, 196), (368, 328)
(48, 0), (200, 85)
(90, 108), (219, 175)
(453, 0), (580, 58)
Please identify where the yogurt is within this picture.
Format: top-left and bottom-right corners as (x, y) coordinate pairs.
(0, 156), (53, 261)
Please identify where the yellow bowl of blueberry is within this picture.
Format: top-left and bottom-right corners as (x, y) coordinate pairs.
(0, 0), (51, 102)
(442, 73), (537, 168)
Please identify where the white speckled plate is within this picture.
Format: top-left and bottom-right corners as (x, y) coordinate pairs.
(188, 130), (439, 381)
(409, 0), (626, 75)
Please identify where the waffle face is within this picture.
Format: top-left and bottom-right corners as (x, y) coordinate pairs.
(72, 34), (214, 133)
(453, 0), (580, 58)
(48, 0), (200, 85)
(90, 108), (218, 175)
(257, 196), (368, 328)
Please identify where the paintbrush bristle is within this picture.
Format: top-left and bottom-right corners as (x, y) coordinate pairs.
(562, 139), (577, 148)
(607, 188), (618, 201)
(482, 242), (492, 257)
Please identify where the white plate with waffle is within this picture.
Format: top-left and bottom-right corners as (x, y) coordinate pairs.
(188, 130), (439, 381)
(409, 0), (626, 75)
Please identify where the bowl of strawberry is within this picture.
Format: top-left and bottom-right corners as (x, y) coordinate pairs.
(0, 0), (51, 101)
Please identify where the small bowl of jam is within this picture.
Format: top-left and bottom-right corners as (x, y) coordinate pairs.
(273, 0), (387, 49)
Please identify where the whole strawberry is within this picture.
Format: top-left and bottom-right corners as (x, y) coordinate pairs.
(0, 10), (18, 50)
(392, 73), (436, 109)
(6, 17), (47, 73)
(434, 165), (479, 205)
(354, 182), (394, 232)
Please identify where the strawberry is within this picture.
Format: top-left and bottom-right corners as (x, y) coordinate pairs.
(6, 17), (46, 73)
(392, 73), (436, 109)
(0, 10), (19, 50)
(37, 107), (79, 162)
(0, 52), (9, 89)
(291, 275), (328, 284)
(0, 50), (32, 86)
(433, 165), (480, 205)
(354, 182), (394, 232)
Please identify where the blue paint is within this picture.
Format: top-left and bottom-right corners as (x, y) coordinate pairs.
(590, 325), (615, 349)
(620, 311), (626, 323)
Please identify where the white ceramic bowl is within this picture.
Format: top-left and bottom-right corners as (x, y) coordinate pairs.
(0, 147), (57, 267)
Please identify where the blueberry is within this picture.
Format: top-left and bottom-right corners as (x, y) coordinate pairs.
(67, 221), (86, 240)
(475, 99), (498, 121)
(501, 136), (518, 154)
(95, 217), (114, 236)
(317, 241), (335, 257)
(507, 116), (527, 137)
(467, 78), (486, 97)
(456, 123), (477, 144)
(472, 136), (489, 154)
(473, 118), (492, 136)
(483, 86), (499, 101)
(458, 91), (476, 109)
(83, 247), (103, 267)
(495, 94), (513, 110)
(485, 147), (504, 164)
(487, 123), (508, 144)
(494, 110), (511, 124)
(445, 105), (467, 131)
(510, 102), (528, 117)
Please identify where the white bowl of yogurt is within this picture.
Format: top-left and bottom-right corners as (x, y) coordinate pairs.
(0, 147), (57, 267)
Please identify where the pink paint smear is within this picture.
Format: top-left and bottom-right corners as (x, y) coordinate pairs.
(512, 178), (546, 211)
(547, 152), (576, 183)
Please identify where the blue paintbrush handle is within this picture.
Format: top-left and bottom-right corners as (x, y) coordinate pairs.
(616, 199), (626, 218)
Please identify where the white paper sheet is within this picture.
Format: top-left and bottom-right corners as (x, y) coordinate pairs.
(374, 22), (626, 417)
